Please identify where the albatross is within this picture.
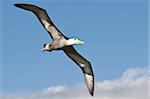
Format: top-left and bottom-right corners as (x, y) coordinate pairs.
(14, 3), (94, 96)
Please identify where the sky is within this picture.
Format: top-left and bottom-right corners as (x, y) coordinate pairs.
(0, 0), (149, 99)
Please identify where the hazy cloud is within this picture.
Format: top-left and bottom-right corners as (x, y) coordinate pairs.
(2, 66), (150, 99)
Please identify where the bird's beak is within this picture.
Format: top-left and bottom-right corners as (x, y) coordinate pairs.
(77, 40), (85, 44)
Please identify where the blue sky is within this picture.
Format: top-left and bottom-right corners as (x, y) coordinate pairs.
(0, 0), (148, 95)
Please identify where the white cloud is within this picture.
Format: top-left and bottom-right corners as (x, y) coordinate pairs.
(2, 66), (150, 99)
(42, 85), (66, 95)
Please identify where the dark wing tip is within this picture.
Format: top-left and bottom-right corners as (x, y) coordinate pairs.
(14, 3), (44, 12)
(90, 91), (94, 96)
(14, 3), (31, 10)
(14, 3), (28, 8)
(90, 86), (94, 96)
(14, 3), (20, 7)
(90, 81), (94, 96)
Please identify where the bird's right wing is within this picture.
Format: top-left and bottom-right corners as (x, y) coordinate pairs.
(63, 46), (94, 96)
(14, 4), (67, 40)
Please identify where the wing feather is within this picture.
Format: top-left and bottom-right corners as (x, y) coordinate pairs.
(14, 3), (67, 39)
(63, 46), (94, 96)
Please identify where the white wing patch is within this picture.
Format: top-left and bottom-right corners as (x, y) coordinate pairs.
(41, 19), (50, 30)
(79, 63), (85, 68)
(41, 19), (60, 39)
(84, 73), (94, 94)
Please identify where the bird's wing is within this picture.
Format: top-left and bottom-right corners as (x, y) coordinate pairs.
(14, 4), (67, 40)
(63, 46), (94, 96)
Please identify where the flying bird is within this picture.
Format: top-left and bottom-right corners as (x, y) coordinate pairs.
(14, 3), (94, 96)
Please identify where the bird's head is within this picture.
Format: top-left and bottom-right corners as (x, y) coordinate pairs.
(66, 38), (85, 46)
(41, 43), (51, 52)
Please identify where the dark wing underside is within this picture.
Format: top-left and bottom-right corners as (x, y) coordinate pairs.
(63, 46), (94, 96)
(14, 3), (67, 40)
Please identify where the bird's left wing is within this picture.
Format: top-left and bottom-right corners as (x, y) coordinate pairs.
(63, 46), (94, 96)
(14, 4), (67, 40)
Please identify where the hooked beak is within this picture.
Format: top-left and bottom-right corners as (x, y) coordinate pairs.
(77, 40), (85, 44)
